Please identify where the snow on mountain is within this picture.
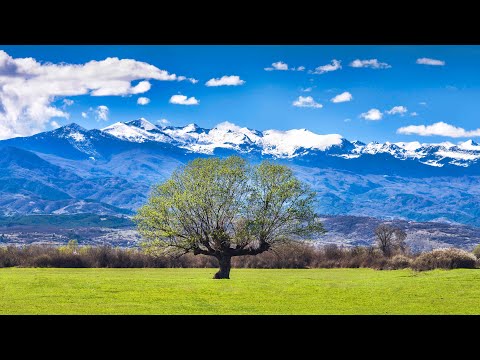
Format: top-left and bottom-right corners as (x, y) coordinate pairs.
(12, 119), (480, 168)
(102, 119), (172, 144)
(126, 118), (157, 131)
(458, 139), (480, 151)
(106, 119), (343, 157)
(261, 129), (343, 157)
(436, 150), (480, 161)
(52, 123), (101, 157)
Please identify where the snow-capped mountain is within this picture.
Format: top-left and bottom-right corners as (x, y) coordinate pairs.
(100, 118), (480, 168)
(1, 119), (479, 169)
(1, 120), (480, 227)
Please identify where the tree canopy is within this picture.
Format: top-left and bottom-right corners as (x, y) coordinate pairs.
(135, 156), (325, 278)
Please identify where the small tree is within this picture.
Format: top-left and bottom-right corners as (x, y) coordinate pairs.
(374, 224), (407, 257)
(135, 156), (325, 279)
(473, 244), (480, 259)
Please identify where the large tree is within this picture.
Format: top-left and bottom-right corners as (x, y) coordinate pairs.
(135, 156), (325, 279)
(374, 224), (408, 257)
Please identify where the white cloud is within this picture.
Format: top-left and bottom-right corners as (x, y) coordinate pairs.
(81, 112), (88, 119)
(419, 102), (427, 106)
(386, 105), (408, 115)
(265, 61), (304, 72)
(397, 122), (480, 138)
(410, 112), (418, 117)
(344, 118), (351, 122)
(416, 57), (445, 66)
(271, 61), (288, 70)
(137, 97), (150, 105)
(331, 91), (353, 103)
(177, 76), (198, 84)
(292, 96), (323, 108)
(157, 118), (170, 125)
(264, 61), (289, 71)
(312, 59), (342, 74)
(360, 108), (383, 121)
(205, 75), (245, 87)
(0, 50), (195, 139)
(301, 87), (313, 92)
(169, 94), (199, 105)
(349, 59), (391, 69)
(95, 105), (109, 121)
(63, 99), (74, 107)
(50, 120), (60, 129)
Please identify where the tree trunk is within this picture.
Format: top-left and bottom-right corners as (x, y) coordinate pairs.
(214, 255), (232, 279)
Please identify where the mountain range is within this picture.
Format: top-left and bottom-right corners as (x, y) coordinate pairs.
(0, 119), (479, 228)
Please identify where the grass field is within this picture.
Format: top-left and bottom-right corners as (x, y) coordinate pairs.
(1, 268), (480, 314)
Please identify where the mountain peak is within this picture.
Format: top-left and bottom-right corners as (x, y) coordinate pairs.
(458, 139), (480, 151)
(59, 123), (87, 132)
(125, 118), (157, 131)
(184, 123), (200, 132)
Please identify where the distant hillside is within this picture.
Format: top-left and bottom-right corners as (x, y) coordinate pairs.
(1, 214), (478, 251)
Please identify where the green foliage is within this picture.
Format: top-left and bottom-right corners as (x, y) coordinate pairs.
(59, 239), (79, 254)
(3, 268), (480, 314)
(135, 156), (325, 259)
(473, 244), (480, 259)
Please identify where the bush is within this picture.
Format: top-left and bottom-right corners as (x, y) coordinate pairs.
(1, 243), (477, 271)
(412, 248), (477, 271)
(386, 254), (412, 270)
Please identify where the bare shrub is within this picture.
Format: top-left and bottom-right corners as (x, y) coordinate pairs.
(1, 243), (477, 271)
(412, 248), (477, 271)
(386, 254), (412, 270)
(233, 242), (317, 269)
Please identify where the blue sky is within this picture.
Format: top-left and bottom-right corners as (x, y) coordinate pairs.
(0, 45), (479, 143)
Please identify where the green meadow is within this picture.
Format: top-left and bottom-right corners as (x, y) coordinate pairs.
(1, 268), (480, 314)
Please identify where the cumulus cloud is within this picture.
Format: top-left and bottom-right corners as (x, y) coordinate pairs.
(292, 96), (323, 108)
(416, 57), (445, 66)
(301, 87), (313, 92)
(63, 99), (74, 107)
(410, 112), (418, 117)
(386, 105), (408, 115)
(50, 120), (60, 129)
(0, 50), (196, 140)
(177, 75), (199, 84)
(349, 59), (391, 69)
(265, 61), (304, 72)
(205, 75), (245, 87)
(95, 105), (109, 121)
(311, 59), (342, 74)
(137, 97), (150, 105)
(264, 61), (289, 71)
(360, 108), (383, 121)
(397, 122), (480, 138)
(331, 91), (353, 103)
(169, 94), (199, 105)
(81, 112), (88, 119)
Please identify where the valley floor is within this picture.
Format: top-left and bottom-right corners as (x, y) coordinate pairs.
(1, 268), (480, 314)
